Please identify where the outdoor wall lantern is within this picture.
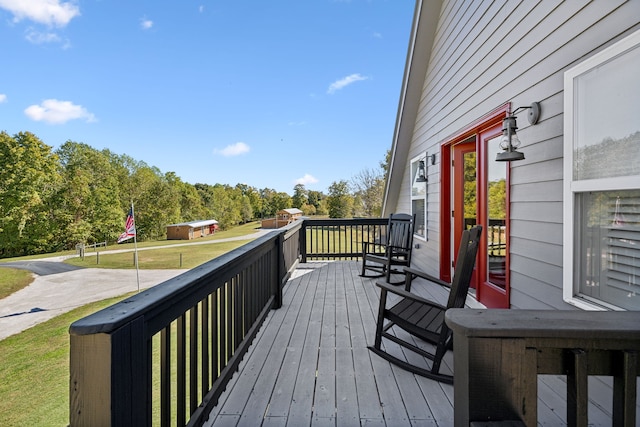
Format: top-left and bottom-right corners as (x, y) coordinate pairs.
(416, 153), (436, 182)
(496, 102), (541, 162)
(416, 159), (427, 182)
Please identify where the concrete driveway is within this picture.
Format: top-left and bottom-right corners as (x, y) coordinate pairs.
(0, 229), (273, 341)
(0, 266), (187, 341)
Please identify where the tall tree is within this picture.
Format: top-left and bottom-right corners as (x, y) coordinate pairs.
(351, 167), (384, 218)
(308, 190), (327, 216)
(292, 184), (308, 209)
(54, 141), (123, 247)
(0, 132), (60, 256)
(326, 180), (353, 218)
(130, 167), (182, 240)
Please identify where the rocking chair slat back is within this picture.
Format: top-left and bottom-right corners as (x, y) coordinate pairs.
(360, 213), (416, 284)
(447, 226), (482, 309)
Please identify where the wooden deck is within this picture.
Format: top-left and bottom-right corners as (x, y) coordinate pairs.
(203, 261), (635, 427)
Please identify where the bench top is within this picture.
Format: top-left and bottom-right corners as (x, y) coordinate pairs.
(445, 309), (640, 341)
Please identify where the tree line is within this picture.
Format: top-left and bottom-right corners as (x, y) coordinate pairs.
(0, 131), (386, 258)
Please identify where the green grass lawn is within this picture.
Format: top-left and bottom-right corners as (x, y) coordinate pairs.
(64, 239), (253, 269)
(0, 222), (265, 425)
(65, 222), (263, 269)
(0, 294), (133, 427)
(0, 268), (33, 299)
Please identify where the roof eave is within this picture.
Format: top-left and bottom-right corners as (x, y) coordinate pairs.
(383, 0), (442, 216)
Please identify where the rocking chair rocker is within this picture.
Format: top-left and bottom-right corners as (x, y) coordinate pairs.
(368, 226), (482, 384)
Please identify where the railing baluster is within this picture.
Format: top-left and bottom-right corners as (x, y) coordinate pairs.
(160, 325), (171, 427)
(220, 284), (227, 366)
(567, 348), (588, 427)
(613, 350), (638, 427)
(234, 274), (242, 353)
(212, 290), (219, 383)
(201, 297), (209, 398)
(226, 281), (233, 359)
(177, 314), (186, 426)
(189, 305), (198, 415)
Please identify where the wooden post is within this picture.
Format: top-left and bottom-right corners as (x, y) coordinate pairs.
(70, 333), (113, 426)
(273, 232), (284, 309)
(70, 317), (148, 426)
(300, 220), (307, 263)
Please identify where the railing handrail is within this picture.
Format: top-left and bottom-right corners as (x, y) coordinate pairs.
(70, 230), (281, 337)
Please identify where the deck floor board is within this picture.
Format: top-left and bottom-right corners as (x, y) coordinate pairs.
(203, 261), (625, 427)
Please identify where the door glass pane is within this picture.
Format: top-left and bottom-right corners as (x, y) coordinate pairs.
(463, 151), (477, 229)
(577, 189), (640, 310)
(487, 136), (507, 289)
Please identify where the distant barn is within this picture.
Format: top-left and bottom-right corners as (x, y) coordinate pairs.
(261, 208), (303, 229)
(166, 219), (219, 240)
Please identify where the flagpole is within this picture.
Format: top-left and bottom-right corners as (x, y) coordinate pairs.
(132, 201), (141, 293)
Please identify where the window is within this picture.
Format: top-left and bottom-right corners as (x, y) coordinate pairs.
(411, 155), (427, 240)
(563, 29), (640, 310)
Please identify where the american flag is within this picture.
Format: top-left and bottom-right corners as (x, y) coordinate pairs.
(117, 206), (136, 243)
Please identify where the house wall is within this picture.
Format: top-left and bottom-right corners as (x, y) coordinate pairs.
(397, 0), (640, 309)
(167, 226), (191, 240)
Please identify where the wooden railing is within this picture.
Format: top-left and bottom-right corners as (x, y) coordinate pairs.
(69, 220), (302, 427)
(68, 218), (384, 426)
(301, 217), (388, 261)
(446, 309), (640, 427)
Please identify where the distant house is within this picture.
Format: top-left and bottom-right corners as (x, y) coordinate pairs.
(261, 208), (303, 229)
(166, 219), (219, 240)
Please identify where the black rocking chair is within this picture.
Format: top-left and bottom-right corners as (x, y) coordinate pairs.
(360, 213), (416, 284)
(368, 225), (482, 384)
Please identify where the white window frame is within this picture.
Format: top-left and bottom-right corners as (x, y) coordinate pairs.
(563, 29), (640, 310)
(410, 154), (427, 241)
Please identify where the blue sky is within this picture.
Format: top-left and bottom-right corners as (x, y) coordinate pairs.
(0, 0), (414, 194)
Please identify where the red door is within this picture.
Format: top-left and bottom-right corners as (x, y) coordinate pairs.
(476, 127), (510, 308)
(440, 106), (511, 308)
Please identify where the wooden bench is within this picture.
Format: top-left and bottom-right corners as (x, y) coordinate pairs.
(446, 309), (640, 426)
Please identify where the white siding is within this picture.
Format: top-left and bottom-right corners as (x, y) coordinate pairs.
(393, 0), (640, 308)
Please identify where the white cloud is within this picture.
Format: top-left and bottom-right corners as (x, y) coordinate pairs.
(140, 17), (153, 30)
(295, 174), (318, 186)
(327, 73), (368, 94)
(24, 99), (96, 124)
(0, 94), (7, 103)
(0, 0), (80, 27)
(372, 31), (382, 39)
(199, 5), (204, 13)
(214, 142), (250, 157)
(25, 29), (60, 44)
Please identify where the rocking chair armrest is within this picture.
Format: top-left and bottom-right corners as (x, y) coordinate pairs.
(362, 240), (387, 252)
(375, 280), (447, 311)
(403, 267), (450, 290)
